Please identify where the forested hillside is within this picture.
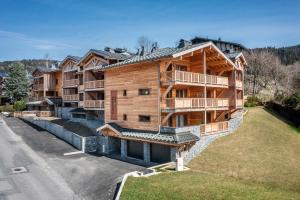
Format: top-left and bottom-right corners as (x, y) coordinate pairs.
(0, 59), (58, 74)
(254, 44), (300, 65)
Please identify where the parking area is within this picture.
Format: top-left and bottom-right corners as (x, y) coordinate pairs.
(3, 117), (147, 200)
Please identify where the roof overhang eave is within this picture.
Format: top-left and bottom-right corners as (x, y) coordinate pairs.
(172, 41), (238, 69)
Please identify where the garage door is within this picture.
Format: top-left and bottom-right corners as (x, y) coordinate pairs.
(150, 143), (171, 163)
(127, 140), (144, 160)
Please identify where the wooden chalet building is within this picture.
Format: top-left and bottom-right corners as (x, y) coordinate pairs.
(61, 56), (82, 107)
(27, 40), (246, 165)
(94, 41), (247, 164)
(27, 66), (62, 117)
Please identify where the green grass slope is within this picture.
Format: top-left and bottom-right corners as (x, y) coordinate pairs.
(121, 107), (300, 200)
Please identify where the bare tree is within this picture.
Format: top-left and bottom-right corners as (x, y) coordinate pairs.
(137, 36), (158, 54)
(244, 50), (286, 97)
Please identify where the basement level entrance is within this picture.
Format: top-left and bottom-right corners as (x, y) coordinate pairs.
(127, 140), (144, 160)
(108, 137), (121, 155)
(150, 143), (171, 163)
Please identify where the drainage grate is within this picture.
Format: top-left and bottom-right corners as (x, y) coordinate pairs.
(11, 167), (27, 174)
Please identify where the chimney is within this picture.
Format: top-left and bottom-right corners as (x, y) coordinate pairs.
(177, 39), (192, 48)
(140, 46), (145, 56)
(151, 42), (158, 53)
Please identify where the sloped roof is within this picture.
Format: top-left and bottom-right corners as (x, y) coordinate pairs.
(99, 122), (199, 145)
(77, 49), (132, 65)
(69, 107), (86, 113)
(94, 41), (237, 71)
(34, 66), (60, 73)
(60, 55), (81, 67)
(191, 36), (246, 50)
(225, 52), (247, 65)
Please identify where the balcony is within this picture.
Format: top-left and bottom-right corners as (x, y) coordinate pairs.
(162, 70), (229, 88)
(63, 94), (79, 101)
(163, 98), (229, 111)
(63, 79), (79, 87)
(236, 99), (243, 107)
(79, 101), (84, 107)
(36, 111), (55, 117)
(200, 121), (229, 135)
(28, 96), (44, 102)
(33, 84), (43, 91)
(85, 80), (104, 90)
(79, 85), (84, 92)
(236, 80), (243, 89)
(84, 100), (104, 109)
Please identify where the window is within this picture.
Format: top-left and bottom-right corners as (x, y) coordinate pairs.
(176, 89), (187, 98)
(123, 114), (127, 121)
(123, 90), (127, 96)
(139, 115), (151, 122)
(139, 89), (150, 95)
(56, 79), (58, 84)
(175, 64), (187, 71)
(176, 115), (187, 127)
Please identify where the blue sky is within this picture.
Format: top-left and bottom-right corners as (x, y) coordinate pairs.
(0, 0), (299, 61)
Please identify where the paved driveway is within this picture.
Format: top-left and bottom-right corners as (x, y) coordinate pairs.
(3, 117), (147, 200)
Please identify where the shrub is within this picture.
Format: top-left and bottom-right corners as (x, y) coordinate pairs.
(13, 100), (27, 111)
(244, 96), (262, 107)
(282, 92), (300, 109)
(0, 104), (15, 112)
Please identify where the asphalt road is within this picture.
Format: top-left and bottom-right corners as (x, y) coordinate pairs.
(0, 117), (75, 200)
(1, 116), (147, 200)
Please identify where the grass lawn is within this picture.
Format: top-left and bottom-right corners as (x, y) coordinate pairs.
(121, 107), (300, 200)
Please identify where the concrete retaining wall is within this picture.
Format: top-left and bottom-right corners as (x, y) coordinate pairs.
(55, 107), (73, 119)
(22, 117), (99, 152)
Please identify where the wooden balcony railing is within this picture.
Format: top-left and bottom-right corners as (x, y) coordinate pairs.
(63, 79), (79, 87)
(33, 84), (43, 91)
(162, 70), (229, 87)
(14, 110), (54, 117)
(28, 96), (44, 102)
(236, 99), (243, 107)
(79, 101), (84, 107)
(79, 85), (84, 92)
(63, 94), (79, 101)
(84, 100), (104, 108)
(236, 80), (243, 89)
(85, 80), (104, 90)
(200, 121), (229, 135)
(36, 111), (55, 117)
(164, 98), (229, 110)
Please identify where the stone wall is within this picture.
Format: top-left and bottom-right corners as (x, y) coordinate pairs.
(183, 110), (244, 164)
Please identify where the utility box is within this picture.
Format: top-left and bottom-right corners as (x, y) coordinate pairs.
(176, 157), (184, 171)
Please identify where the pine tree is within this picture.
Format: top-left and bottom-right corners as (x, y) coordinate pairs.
(4, 62), (30, 102)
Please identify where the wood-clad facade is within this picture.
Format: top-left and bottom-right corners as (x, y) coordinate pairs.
(27, 42), (246, 164)
(105, 63), (160, 131)
(28, 67), (62, 115)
